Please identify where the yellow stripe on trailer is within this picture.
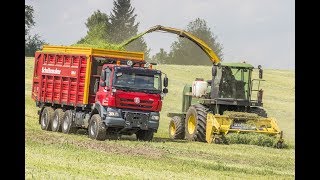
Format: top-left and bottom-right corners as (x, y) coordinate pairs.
(41, 45), (145, 61)
(83, 55), (92, 104)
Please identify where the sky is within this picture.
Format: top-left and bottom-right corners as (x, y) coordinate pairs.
(26, 0), (294, 70)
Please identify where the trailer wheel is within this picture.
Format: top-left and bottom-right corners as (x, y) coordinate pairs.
(40, 107), (54, 131)
(61, 110), (78, 134)
(168, 116), (185, 139)
(185, 104), (207, 142)
(51, 109), (64, 132)
(88, 114), (107, 141)
(136, 130), (154, 141)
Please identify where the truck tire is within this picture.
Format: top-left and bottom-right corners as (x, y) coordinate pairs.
(168, 116), (185, 139)
(61, 110), (78, 134)
(88, 114), (107, 141)
(40, 107), (54, 131)
(136, 130), (154, 141)
(249, 107), (268, 117)
(185, 104), (207, 142)
(51, 109), (64, 132)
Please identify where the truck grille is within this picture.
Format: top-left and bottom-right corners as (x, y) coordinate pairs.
(120, 98), (153, 104)
(118, 98), (153, 110)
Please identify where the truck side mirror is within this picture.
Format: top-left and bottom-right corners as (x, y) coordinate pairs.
(163, 88), (168, 94)
(101, 69), (106, 81)
(163, 76), (168, 87)
(100, 81), (106, 87)
(258, 65), (263, 79)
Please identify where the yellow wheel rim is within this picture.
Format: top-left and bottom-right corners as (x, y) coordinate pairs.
(169, 121), (176, 136)
(187, 114), (196, 134)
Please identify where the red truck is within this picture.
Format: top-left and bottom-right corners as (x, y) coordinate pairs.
(32, 45), (168, 141)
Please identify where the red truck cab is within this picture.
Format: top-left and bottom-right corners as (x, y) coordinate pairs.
(92, 62), (168, 139)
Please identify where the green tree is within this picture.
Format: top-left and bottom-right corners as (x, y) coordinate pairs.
(151, 48), (169, 64)
(25, 5), (35, 37)
(168, 18), (223, 65)
(78, 10), (109, 44)
(108, 0), (150, 59)
(25, 4), (45, 56)
(25, 34), (45, 56)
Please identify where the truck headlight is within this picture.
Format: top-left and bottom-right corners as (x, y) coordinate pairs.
(107, 111), (120, 117)
(151, 115), (159, 121)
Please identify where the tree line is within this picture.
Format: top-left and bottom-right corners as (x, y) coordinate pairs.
(25, 5), (46, 57)
(25, 0), (223, 65)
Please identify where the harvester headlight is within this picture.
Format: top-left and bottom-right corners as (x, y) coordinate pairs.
(107, 111), (120, 117)
(151, 115), (159, 121)
(127, 60), (133, 66)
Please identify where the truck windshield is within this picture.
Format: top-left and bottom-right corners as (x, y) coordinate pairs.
(113, 70), (161, 93)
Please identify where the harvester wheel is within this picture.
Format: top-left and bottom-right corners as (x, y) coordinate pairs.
(249, 107), (268, 117)
(62, 110), (78, 134)
(136, 130), (154, 141)
(168, 116), (185, 139)
(51, 108), (64, 132)
(40, 107), (54, 131)
(185, 104), (207, 142)
(88, 114), (107, 141)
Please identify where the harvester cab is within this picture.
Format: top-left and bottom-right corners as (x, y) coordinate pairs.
(208, 63), (261, 111)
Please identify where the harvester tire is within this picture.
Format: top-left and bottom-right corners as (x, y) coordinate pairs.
(51, 109), (64, 132)
(249, 107), (268, 117)
(62, 110), (78, 134)
(136, 130), (154, 141)
(88, 114), (107, 141)
(40, 107), (54, 131)
(185, 104), (207, 142)
(168, 116), (185, 139)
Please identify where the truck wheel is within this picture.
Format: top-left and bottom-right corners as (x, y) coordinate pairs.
(51, 109), (64, 132)
(88, 114), (107, 141)
(249, 107), (268, 117)
(185, 104), (207, 142)
(168, 116), (185, 139)
(136, 130), (154, 141)
(61, 110), (78, 134)
(40, 107), (54, 131)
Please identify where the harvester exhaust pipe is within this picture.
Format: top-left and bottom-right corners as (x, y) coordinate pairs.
(210, 64), (220, 99)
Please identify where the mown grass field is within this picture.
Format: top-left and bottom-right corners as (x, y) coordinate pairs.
(25, 57), (295, 179)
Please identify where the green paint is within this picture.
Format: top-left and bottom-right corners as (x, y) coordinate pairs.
(221, 62), (255, 69)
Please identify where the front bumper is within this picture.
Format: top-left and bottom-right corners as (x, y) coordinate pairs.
(102, 107), (160, 130)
